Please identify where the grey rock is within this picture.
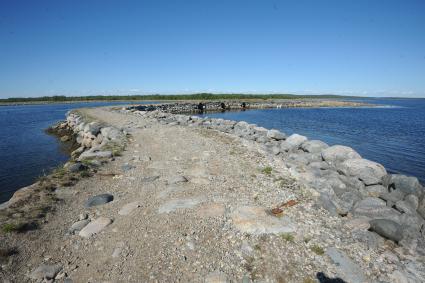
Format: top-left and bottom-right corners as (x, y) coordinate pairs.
(79, 217), (112, 238)
(417, 196), (425, 219)
(29, 264), (62, 280)
(69, 219), (90, 234)
(353, 198), (402, 223)
(326, 247), (367, 283)
(78, 150), (113, 161)
(395, 200), (416, 214)
(84, 122), (102, 135)
(121, 163), (135, 172)
(271, 146), (281, 155)
(337, 192), (362, 215)
(321, 145), (362, 164)
(266, 129), (286, 140)
(404, 194), (419, 210)
(351, 229), (385, 250)
(84, 193), (114, 208)
(389, 174), (424, 197)
(369, 219), (403, 242)
(365, 184), (388, 197)
(307, 161), (330, 170)
(339, 158), (387, 185)
(68, 162), (87, 173)
(300, 140), (328, 154)
(280, 134), (307, 152)
(317, 193), (338, 216)
(380, 190), (405, 205)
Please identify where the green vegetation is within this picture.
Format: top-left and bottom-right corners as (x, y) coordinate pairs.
(0, 93), (354, 104)
(279, 233), (295, 242)
(261, 166), (273, 175)
(311, 244), (325, 255)
(1, 223), (24, 233)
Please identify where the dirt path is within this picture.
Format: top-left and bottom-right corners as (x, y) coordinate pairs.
(1, 107), (404, 282)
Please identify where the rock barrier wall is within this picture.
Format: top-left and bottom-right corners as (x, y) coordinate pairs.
(61, 110), (127, 162)
(124, 107), (425, 252)
(128, 99), (369, 114)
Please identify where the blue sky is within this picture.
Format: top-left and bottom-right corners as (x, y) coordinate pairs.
(0, 0), (424, 98)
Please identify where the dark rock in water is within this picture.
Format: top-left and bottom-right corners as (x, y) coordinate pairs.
(85, 194), (114, 208)
(389, 174), (424, 198)
(369, 219), (403, 242)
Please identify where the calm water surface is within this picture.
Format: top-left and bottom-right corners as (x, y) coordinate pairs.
(0, 101), (151, 203)
(199, 98), (425, 184)
(1, 98), (424, 203)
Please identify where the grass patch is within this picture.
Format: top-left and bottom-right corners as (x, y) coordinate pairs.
(311, 245), (324, 255)
(261, 166), (273, 176)
(1, 222), (25, 233)
(279, 233), (295, 242)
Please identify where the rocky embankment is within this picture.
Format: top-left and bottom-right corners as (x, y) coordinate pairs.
(1, 103), (424, 283)
(123, 105), (425, 280)
(129, 99), (370, 113)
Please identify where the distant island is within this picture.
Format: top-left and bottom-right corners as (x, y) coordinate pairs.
(0, 93), (359, 104)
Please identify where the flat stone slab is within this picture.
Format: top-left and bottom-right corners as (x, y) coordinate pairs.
(118, 201), (141, 215)
(85, 193), (114, 208)
(79, 217), (112, 238)
(231, 206), (296, 235)
(197, 203), (226, 218)
(29, 264), (62, 280)
(326, 247), (367, 283)
(158, 198), (202, 213)
(69, 219), (90, 234)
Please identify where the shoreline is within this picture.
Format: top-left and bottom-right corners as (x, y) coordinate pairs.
(1, 102), (424, 282)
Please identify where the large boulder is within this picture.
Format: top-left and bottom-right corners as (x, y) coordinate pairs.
(339, 158), (387, 185)
(321, 145), (361, 164)
(280, 134), (307, 152)
(352, 197), (402, 223)
(369, 219), (403, 242)
(389, 174), (424, 198)
(300, 140), (329, 154)
(266, 129), (286, 140)
(84, 122), (102, 135)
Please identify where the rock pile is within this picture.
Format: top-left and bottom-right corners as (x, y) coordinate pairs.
(128, 99), (369, 114)
(124, 107), (425, 253)
(49, 111), (126, 166)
